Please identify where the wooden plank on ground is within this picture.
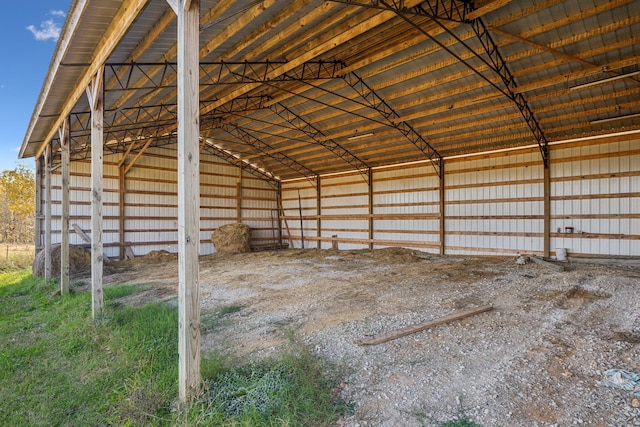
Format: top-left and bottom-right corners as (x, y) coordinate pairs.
(530, 256), (566, 272)
(355, 305), (494, 346)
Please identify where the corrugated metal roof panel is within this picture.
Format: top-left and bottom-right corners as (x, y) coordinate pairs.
(20, 0), (640, 179)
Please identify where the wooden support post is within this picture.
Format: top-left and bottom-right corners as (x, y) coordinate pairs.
(368, 168), (373, 250)
(543, 160), (551, 258)
(34, 158), (42, 251)
(236, 166), (242, 222)
(316, 175), (321, 249)
(173, 0), (201, 403)
(44, 146), (52, 282)
(278, 183), (293, 248)
(439, 159), (445, 255)
(119, 164), (126, 261)
(59, 119), (70, 295)
(86, 69), (104, 319)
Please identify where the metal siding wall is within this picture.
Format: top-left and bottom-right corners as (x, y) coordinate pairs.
(42, 145), (279, 257)
(550, 138), (640, 257)
(372, 164), (440, 252)
(41, 138), (637, 258)
(445, 151), (545, 255)
(322, 173), (369, 249)
(123, 148), (178, 256)
(281, 179), (317, 249)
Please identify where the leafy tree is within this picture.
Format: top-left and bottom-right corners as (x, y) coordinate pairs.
(0, 166), (35, 244)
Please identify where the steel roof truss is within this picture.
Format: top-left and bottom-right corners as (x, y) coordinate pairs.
(221, 123), (318, 188)
(268, 102), (371, 183)
(342, 71), (442, 177)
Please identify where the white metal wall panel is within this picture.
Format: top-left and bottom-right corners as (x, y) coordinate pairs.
(445, 150), (545, 255)
(372, 163), (440, 252)
(321, 173), (369, 249)
(550, 138), (640, 257)
(281, 179), (317, 248)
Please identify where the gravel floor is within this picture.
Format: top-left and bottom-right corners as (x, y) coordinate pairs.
(106, 248), (640, 426)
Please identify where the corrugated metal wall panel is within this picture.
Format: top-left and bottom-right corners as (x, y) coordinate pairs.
(445, 149), (545, 255)
(36, 137), (637, 259)
(550, 138), (640, 257)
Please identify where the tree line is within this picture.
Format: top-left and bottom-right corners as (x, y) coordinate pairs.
(0, 166), (35, 244)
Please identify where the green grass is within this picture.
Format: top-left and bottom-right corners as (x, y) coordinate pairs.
(0, 271), (348, 426)
(0, 244), (34, 273)
(0, 271), (179, 425)
(187, 342), (352, 426)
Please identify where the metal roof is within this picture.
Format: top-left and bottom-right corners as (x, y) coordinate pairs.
(20, 0), (640, 180)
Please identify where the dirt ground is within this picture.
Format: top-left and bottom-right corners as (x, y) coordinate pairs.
(83, 247), (639, 426)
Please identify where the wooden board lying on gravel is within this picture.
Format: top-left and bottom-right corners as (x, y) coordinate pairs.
(355, 305), (494, 346)
(530, 256), (567, 272)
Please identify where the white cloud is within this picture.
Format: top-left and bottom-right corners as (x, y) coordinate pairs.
(27, 11), (64, 42)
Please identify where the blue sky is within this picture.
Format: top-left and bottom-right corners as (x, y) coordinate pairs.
(0, 2), (71, 172)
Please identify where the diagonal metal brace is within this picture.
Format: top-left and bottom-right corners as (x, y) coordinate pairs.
(268, 103), (371, 183)
(221, 123), (318, 188)
(342, 71), (442, 177)
(330, 0), (469, 23)
(344, 0), (549, 167)
(468, 16), (549, 167)
(200, 139), (281, 190)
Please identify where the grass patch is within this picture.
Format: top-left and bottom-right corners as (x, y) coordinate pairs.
(0, 272), (348, 426)
(186, 341), (351, 426)
(0, 272), (178, 425)
(0, 244), (34, 273)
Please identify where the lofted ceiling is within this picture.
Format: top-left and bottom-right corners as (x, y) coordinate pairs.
(20, 0), (640, 182)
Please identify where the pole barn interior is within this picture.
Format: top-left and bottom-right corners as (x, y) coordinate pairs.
(19, 0), (640, 400)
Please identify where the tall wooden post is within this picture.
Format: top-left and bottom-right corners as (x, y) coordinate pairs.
(543, 161), (551, 258)
(439, 159), (445, 255)
(368, 168), (373, 250)
(34, 158), (42, 252)
(170, 0), (201, 402)
(316, 175), (321, 249)
(86, 69), (104, 319)
(236, 166), (242, 221)
(119, 165), (126, 261)
(59, 119), (70, 295)
(44, 145), (52, 282)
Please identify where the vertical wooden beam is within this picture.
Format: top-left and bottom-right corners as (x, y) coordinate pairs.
(316, 175), (321, 249)
(439, 159), (445, 255)
(543, 160), (551, 258)
(44, 145), (52, 282)
(86, 69), (104, 319)
(59, 119), (70, 295)
(119, 164), (126, 261)
(34, 157), (42, 251)
(236, 166), (242, 222)
(175, 0), (201, 402)
(368, 168), (374, 250)
(278, 182), (293, 248)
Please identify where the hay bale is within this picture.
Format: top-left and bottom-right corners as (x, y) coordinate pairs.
(32, 244), (92, 279)
(211, 223), (251, 253)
